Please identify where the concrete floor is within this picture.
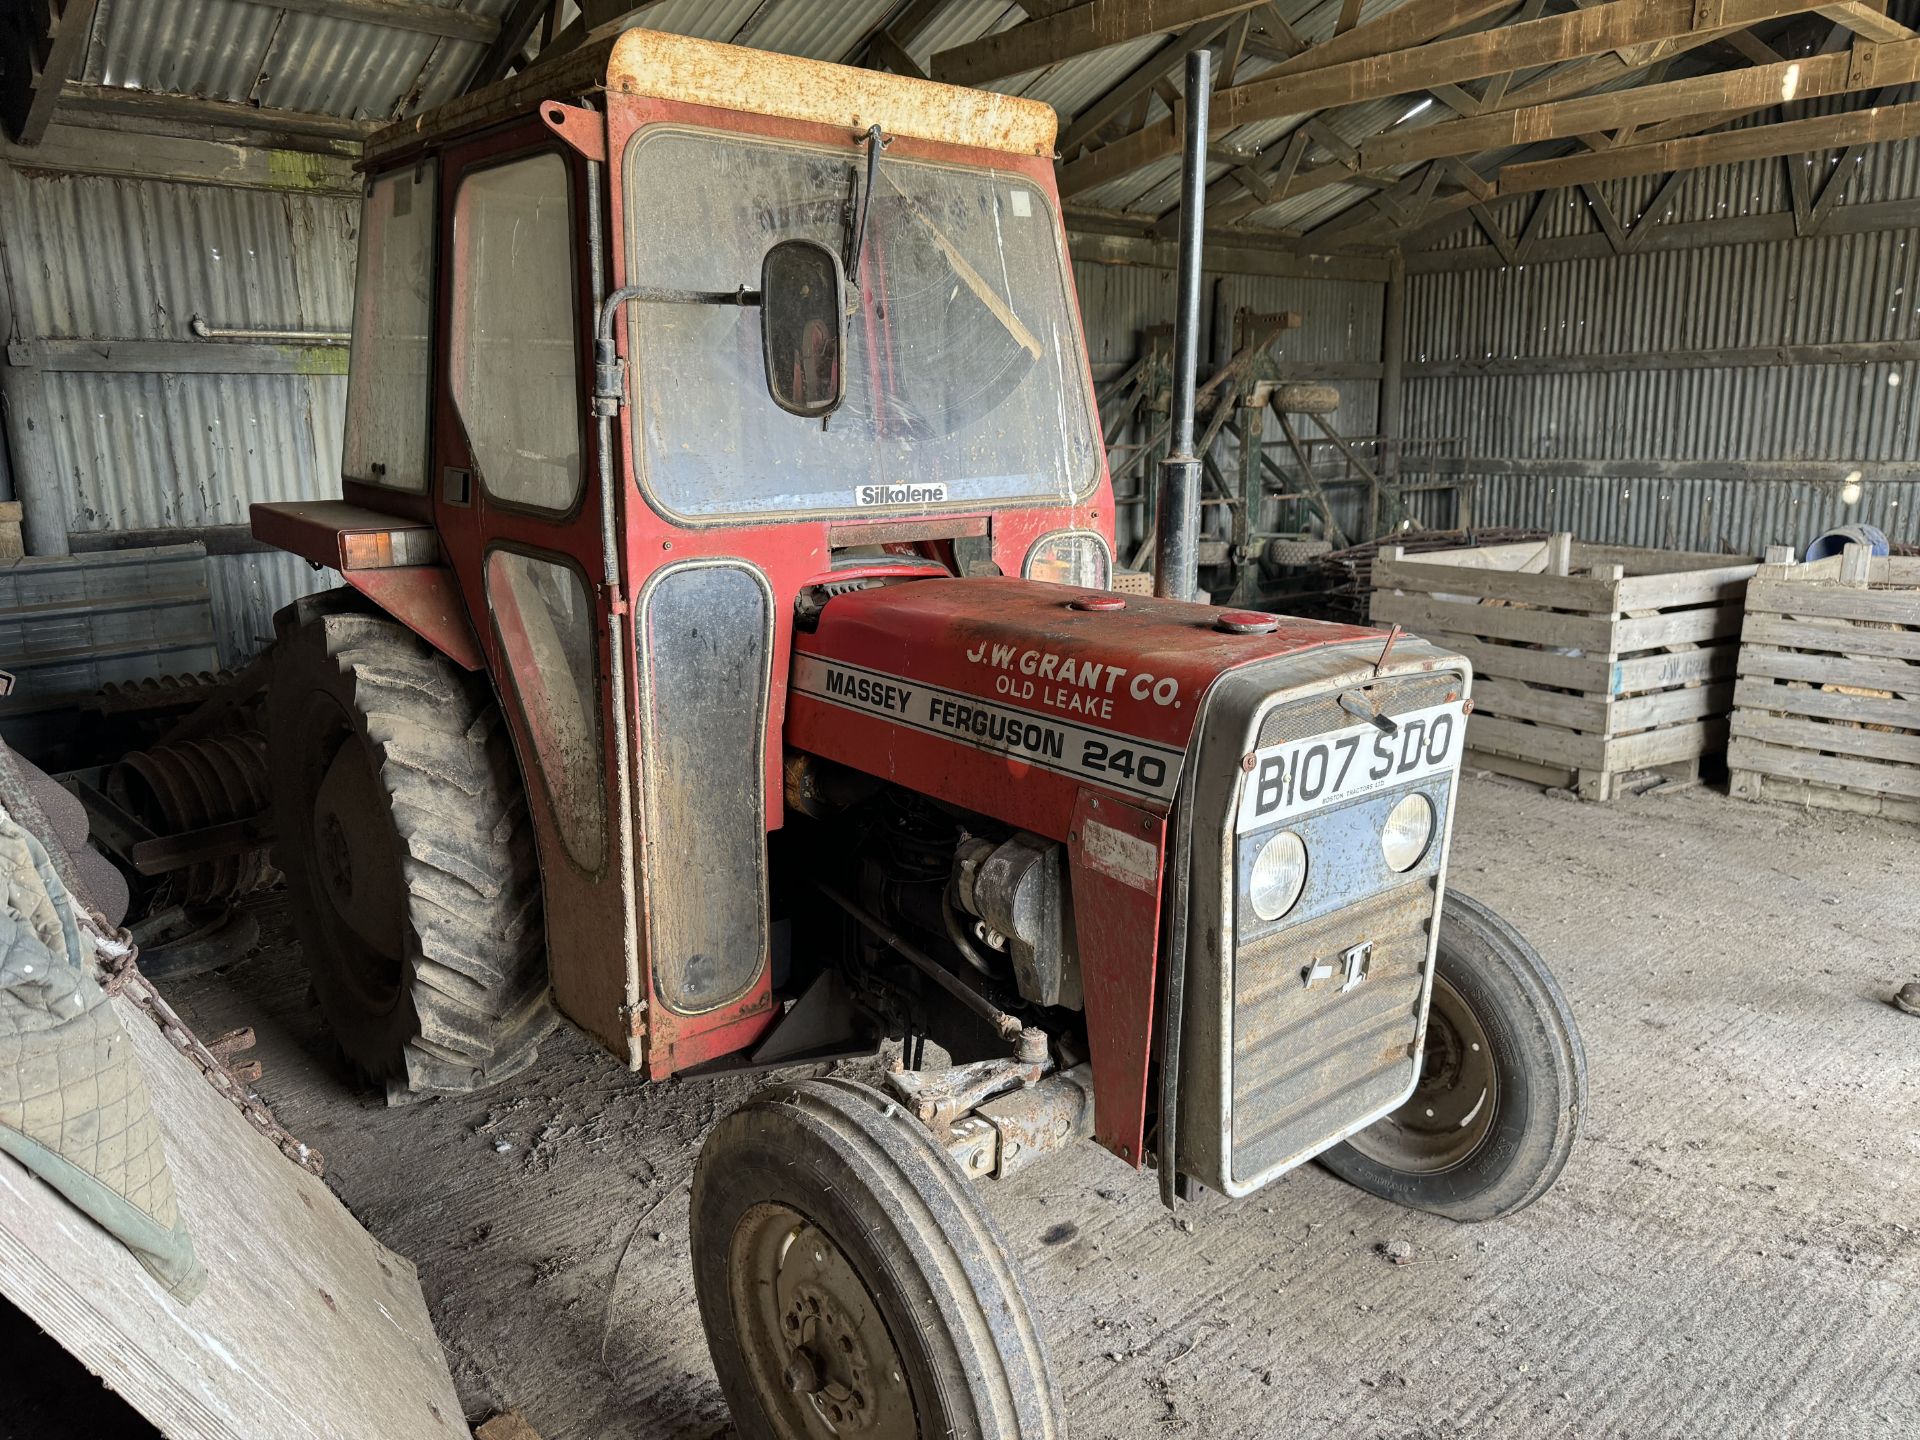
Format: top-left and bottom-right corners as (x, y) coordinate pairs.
(76, 778), (1920, 1436)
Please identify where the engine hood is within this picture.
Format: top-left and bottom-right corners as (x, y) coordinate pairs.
(785, 575), (1385, 836)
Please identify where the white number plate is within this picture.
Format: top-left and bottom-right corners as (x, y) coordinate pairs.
(1236, 701), (1467, 832)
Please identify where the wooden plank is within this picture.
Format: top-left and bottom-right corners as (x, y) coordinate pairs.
(932, 1), (1261, 86)
(0, 124), (362, 194)
(6, 0), (103, 146)
(1576, 543), (1751, 575)
(1615, 564), (1756, 609)
(1371, 591), (1617, 652)
(1735, 674), (1920, 730)
(1815, 1), (1915, 41)
(1388, 538), (1551, 572)
(1602, 716), (1724, 770)
(1738, 645), (1920, 695)
(1499, 98), (1920, 193)
(466, 0), (550, 91)
(1727, 762), (1920, 820)
(1471, 675), (1610, 731)
(1728, 735), (1920, 797)
(1396, 454), (1920, 486)
(1614, 604), (1743, 652)
(1732, 709), (1920, 767)
(1612, 681), (1734, 733)
(1745, 578), (1920, 627)
(13, 338), (349, 376)
(0, 994), (464, 1439)
(1363, 39), (1920, 170)
(1065, 227), (1394, 282)
(1373, 555), (1618, 611)
(1466, 747), (1576, 788)
(1057, 0), (1821, 193)
(1615, 645), (1732, 693)
(1433, 631), (1614, 691)
(1058, 19), (1236, 154)
(233, 0), (500, 41)
(1740, 611), (1920, 665)
(56, 82), (377, 144)
(1468, 713), (1609, 769)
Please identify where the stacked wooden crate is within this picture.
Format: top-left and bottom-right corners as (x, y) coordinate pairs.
(1728, 545), (1920, 823)
(1371, 534), (1758, 800)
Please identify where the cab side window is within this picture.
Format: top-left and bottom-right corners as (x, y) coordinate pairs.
(343, 163), (436, 492)
(449, 153), (582, 512)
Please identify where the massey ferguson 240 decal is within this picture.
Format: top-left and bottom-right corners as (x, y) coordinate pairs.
(790, 654), (1183, 802)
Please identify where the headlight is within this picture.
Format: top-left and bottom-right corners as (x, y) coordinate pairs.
(1249, 831), (1309, 921)
(1024, 530), (1112, 589)
(1381, 792), (1435, 872)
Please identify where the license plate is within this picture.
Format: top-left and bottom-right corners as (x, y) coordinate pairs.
(1236, 701), (1467, 832)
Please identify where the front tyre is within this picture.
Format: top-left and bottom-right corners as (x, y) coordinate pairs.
(1318, 892), (1585, 1221)
(691, 1078), (1062, 1440)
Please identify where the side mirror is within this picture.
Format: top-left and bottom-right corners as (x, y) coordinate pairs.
(760, 239), (847, 418)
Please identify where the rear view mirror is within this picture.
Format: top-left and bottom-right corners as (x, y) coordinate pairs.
(760, 239), (847, 418)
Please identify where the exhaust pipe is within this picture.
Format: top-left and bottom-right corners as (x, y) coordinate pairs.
(1153, 48), (1211, 602)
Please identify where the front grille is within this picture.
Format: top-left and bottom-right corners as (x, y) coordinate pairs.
(1255, 671), (1463, 749)
(1229, 881), (1433, 1183)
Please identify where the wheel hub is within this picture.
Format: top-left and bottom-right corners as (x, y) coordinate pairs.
(730, 1204), (914, 1438)
(309, 735), (409, 1005)
(1345, 973), (1498, 1174)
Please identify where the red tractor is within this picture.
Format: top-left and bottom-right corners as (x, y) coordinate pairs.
(254, 29), (1583, 1439)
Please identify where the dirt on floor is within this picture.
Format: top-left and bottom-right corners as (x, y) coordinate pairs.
(113, 778), (1920, 1436)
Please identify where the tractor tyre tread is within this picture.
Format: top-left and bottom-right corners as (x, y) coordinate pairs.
(268, 599), (552, 1097)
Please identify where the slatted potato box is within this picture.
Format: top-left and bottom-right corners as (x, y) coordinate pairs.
(1727, 545), (1920, 823)
(1370, 534), (1759, 800)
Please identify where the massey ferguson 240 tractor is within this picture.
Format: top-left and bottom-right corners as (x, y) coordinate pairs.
(252, 28), (1584, 1438)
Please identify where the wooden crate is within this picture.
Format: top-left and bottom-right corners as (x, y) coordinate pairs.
(1727, 545), (1920, 824)
(1370, 533), (1758, 800)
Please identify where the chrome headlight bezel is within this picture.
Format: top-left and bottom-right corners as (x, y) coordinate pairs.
(1380, 791), (1436, 873)
(1247, 830), (1309, 921)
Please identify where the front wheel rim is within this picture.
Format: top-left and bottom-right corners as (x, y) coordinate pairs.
(1346, 972), (1499, 1174)
(727, 1202), (917, 1438)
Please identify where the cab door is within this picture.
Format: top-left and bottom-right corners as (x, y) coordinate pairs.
(431, 123), (640, 1064)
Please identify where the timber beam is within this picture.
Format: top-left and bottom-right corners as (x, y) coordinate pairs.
(1058, 0), (1839, 197)
(931, 2), (1262, 87)
(1364, 36), (1920, 169)
(1498, 96), (1920, 191)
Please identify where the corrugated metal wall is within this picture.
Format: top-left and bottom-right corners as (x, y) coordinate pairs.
(1400, 142), (1920, 555)
(0, 144), (350, 665)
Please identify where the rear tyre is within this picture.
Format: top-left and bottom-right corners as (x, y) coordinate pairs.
(267, 598), (551, 1098)
(1318, 892), (1585, 1221)
(691, 1078), (1062, 1440)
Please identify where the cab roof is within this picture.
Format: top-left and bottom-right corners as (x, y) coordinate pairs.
(364, 26), (1057, 169)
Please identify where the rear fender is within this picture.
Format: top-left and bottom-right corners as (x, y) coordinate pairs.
(253, 500), (483, 671)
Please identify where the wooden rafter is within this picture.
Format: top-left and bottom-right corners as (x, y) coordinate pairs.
(230, 0), (500, 43)
(2, 0), (101, 146)
(1364, 36), (1920, 169)
(930, 1), (1262, 87)
(466, 0), (549, 93)
(1057, 0), (1828, 198)
(1498, 95), (1920, 191)
(1057, 18), (1238, 156)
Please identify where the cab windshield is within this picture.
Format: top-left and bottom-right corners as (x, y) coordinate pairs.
(623, 128), (1098, 522)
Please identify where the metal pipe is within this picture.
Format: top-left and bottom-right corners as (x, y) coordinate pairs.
(820, 884), (1025, 1044)
(1153, 48), (1211, 601)
(188, 314), (349, 345)
(585, 151), (645, 1062)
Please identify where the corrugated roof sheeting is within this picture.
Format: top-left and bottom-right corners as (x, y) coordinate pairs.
(79, 0), (504, 121)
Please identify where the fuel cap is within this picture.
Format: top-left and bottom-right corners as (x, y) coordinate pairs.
(1069, 595), (1126, 612)
(1215, 610), (1277, 634)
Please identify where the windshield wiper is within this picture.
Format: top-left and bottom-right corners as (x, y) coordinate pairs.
(846, 124), (885, 295)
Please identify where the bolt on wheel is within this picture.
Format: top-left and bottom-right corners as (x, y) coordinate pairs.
(691, 1078), (1062, 1440)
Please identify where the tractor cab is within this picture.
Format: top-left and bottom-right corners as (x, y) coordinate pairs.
(253, 29), (1582, 1440)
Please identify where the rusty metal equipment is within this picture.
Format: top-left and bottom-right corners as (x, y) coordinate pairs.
(99, 733), (276, 906)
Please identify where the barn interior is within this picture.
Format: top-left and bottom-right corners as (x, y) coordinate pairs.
(0, 3), (1915, 1438)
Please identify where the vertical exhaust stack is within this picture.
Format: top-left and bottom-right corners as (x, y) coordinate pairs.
(1153, 49), (1211, 601)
